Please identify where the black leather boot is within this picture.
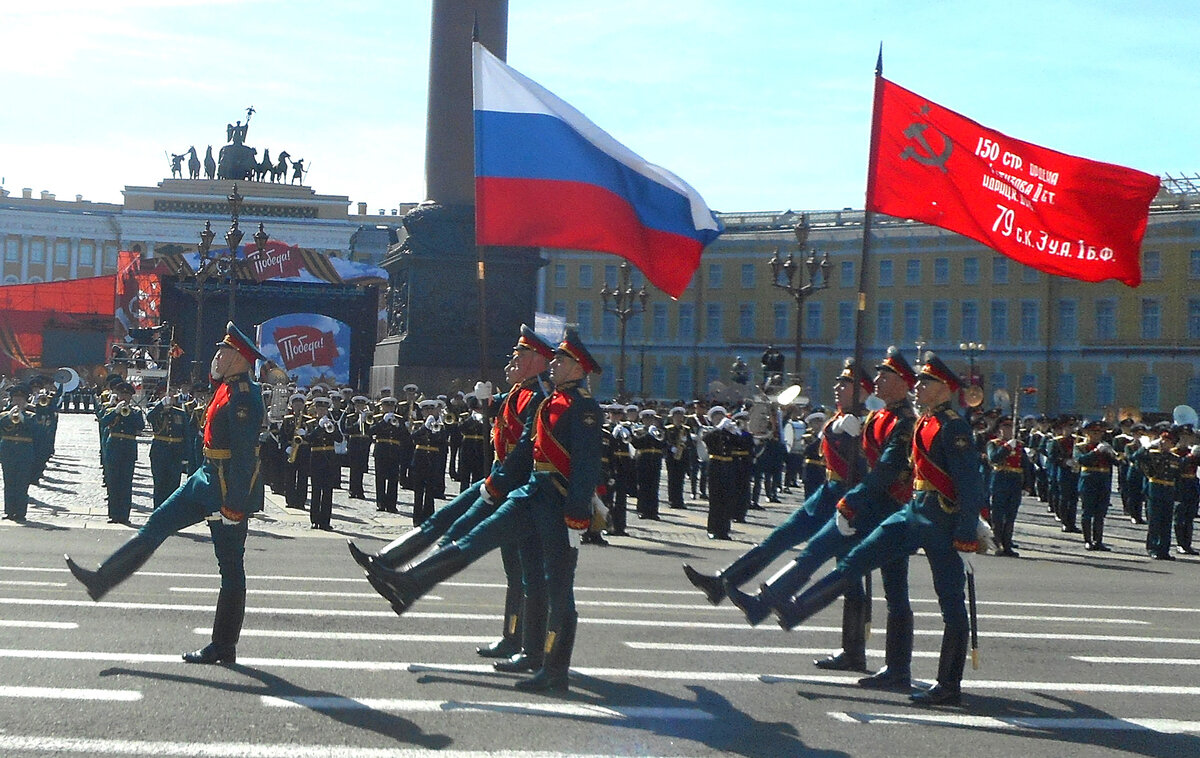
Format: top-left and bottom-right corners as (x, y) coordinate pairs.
(1082, 520), (1094, 549)
(681, 545), (768, 606)
(1001, 517), (1019, 557)
(911, 628), (967, 706)
(516, 612), (576, 693)
(366, 543), (471, 615)
(495, 591), (546, 673)
(774, 572), (855, 631)
(858, 611), (913, 690)
(348, 528), (436, 573)
(727, 555), (815, 626)
(814, 589), (868, 672)
(184, 587), (244, 664)
(479, 580), (525, 659)
(64, 536), (154, 602)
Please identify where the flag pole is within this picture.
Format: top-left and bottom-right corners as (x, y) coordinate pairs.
(854, 46), (885, 394)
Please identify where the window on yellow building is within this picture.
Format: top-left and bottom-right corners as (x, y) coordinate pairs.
(805, 302), (822, 341)
(879, 259), (894, 287)
(838, 302), (853, 341)
(708, 264), (723, 289)
(1188, 299), (1200, 340)
(1143, 251), (1161, 280)
(840, 260), (855, 288)
(1095, 300), (1116, 340)
(932, 301), (949, 340)
(903, 302), (920, 341)
(578, 264), (593, 288)
(1141, 375), (1159, 410)
(1140, 299), (1161, 340)
(554, 264), (566, 287)
(963, 257), (979, 285)
(1189, 377), (1200, 409)
(679, 304), (695, 338)
(877, 301), (894, 342)
(1060, 374), (1075, 410)
(706, 304), (722, 339)
(79, 242), (94, 266)
(961, 301), (979, 341)
(992, 257), (1008, 284)
(773, 303), (788, 340)
(54, 241), (69, 265)
(934, 258), (949, 285)
(990, 300), (1008, 343)
(3, 239), (17, 262)
(1190, 250), (1200, 279)
(738, 304), (756, 338)
(906, 259), (921, 286)
(1057, 300), (1078, 342)
(1020, 301), (1039, 342)
(1097, 375), (1115, 407)
(30, 240), (45, 263)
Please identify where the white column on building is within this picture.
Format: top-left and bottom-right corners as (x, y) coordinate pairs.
(94, 241), (104, 276)
(69, 237), (80, 279)
(19, 235), (29, 281)
(45, 235), (56, 280)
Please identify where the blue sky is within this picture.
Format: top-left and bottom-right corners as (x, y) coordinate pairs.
(2, 0), (1194, 214)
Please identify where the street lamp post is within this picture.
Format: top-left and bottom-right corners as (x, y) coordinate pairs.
(914, 336), (927, 367)
(189, 184), (268, 380)
(599, 260), (648, 401)
(768, 215), (830, 386)
(958, 341), (986, 387)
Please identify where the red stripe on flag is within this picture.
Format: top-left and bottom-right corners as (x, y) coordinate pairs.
(476, 176), (703, 299)
(866, 78), (1159, 288)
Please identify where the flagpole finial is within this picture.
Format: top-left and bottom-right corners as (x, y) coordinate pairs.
(472, 12), (479, 42)
(875, 44), (883, 76)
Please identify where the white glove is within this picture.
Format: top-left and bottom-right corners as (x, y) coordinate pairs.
(321, 417), (335, 432)
(719, 417), (738, 433)
(833, 414), (862, 436)
(1190, 444), (1200, 456)
(383, 412), (395, 423)
(285, 446), (293, 457)
(977, 517), (997, 553)
(1005, 439), (1020, 450)
(162, 395), (173, 408)
(296, 427), (307, 437)
(480, 483), (496, 505)
(567, 528), (585, 549)
(220, 513), (240, 527)
(835, 511), (856, 536)
(1096, 443), (1115, 457)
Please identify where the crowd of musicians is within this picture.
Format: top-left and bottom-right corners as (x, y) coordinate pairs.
(5, 333), (1200, 704)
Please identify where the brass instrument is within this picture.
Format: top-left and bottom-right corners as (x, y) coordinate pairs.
(425, 414), (444, 433)
(612, 424), (631, 442)
(648, 424), (665, 442)
(671, 425), (690, 460)
(9, 405), (22, 423)
(287, 434), (304, 464)
(37, 394), (52, 407)
(118, 401), (131, 417)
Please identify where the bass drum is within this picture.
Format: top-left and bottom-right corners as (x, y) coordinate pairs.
(696, 435), (709, 463)
(782, 422), (795, 453)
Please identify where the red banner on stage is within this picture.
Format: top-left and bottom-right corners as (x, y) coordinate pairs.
(866, 78), (1160, 287)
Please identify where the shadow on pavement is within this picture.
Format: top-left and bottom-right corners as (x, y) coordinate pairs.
(98, 664), (453, 750)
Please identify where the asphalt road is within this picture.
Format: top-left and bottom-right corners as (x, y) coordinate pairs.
(1, 414), (1199, 757)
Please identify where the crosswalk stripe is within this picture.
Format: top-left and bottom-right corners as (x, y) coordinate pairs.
(0, 736), (686, 758)
(0, 580), (66, 587)
(1073, 656), (1198, 665)
(0, 619), (77, 630)
(170, 588), (445, 601)
(4, 648), (1195, 693)
(261, 696), (714, 720)
(625, 641), (939, 658)
(195, 628), (491, 643)
(0, 685), (141, 701)
(828, 711), (1200, 733)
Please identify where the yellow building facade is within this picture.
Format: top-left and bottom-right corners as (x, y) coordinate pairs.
(540, 194), (1200, 418)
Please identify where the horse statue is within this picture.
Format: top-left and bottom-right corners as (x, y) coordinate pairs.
(203, 146), (216, 179)
(270, 151), (290, 183)
(254, 148), (272, 182)
(186, 147), (201, 180)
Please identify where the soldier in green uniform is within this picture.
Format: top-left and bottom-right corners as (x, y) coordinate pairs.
(100, 382), (145, 525)
(1131, 422), (1183, 560)
(29, 377), (61, 484)
(67, 322), (266, 664)
(146, 387), (191, 508)
(1, 384), (39, 522)
(1074, 419), (1120, 551)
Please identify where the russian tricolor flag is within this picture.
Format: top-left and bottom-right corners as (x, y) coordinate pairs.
(472, 42), (723, 299)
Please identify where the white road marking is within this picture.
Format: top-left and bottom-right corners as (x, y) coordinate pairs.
(828, 711), (1200, 733)
(169, 587), (444, 601)
(0, 619), (77, 629)
(0, 685), (141, 701)
(6, 648), (1197, 694)
(0, 580), (66, 587)
(0, 736), (688, 758)
(261, 695), (714, 720)
(1074, 656), (1200, 665)
(625, 641), (939, 658)
(194, 628), (491, 643)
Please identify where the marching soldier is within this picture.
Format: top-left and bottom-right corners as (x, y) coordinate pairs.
(771, 353), (985, 707)
(305, 396), (344, 530)
(1, 384), (39, 522)
(664, 407), (693, 509)
(454, 397), (491, 494)
(1172, 427), (1200, 555)
(1113, 418), (1136, 517)
(1131, 422), (1184, 560)
(686, 400), (706, 500)
(632, 409), (666, 520)
(280, 394), (311, 509)
(801, 411), (827, 499)
(730, 410), (754, 521)
(363, 328), (603, 693)
(409, 399), (449, 525)
(1047, 418), (1080, 532)
(343, 395), (374, 500)
(1123, 423), (1149, 524)
(67, 322), (267, 664)
(700, 406), (737, 540)
(725, 347), (917, 684)
(146, 387), (191, 508)
(684, 360), (868, 603)
(370, 397), (409, 513)
(100, 382), (145, 525)
(608, 406), (636, 534)
(1075, 419), (1120, 551)
(987, 416), (1025, 557)
(351, 324), (555, 669)
(29, 377), (61, 484)
(185, 382), (211, 476)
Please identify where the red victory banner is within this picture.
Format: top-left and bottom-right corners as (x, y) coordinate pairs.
(866, 78), (1160, 287)
(272, 324), (339, 370)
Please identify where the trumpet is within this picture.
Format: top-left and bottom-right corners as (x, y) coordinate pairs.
(612, 424), (631, 442)
(9, 405), (22, 423)
(425, 414), (443, 433)
(37, 394), (52, 407)
(118, 401), (131, 417)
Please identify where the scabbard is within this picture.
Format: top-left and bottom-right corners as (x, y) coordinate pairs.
(967, 569), (979, 669)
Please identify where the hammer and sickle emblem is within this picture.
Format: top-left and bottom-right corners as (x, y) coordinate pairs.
(899, 106), (952, 173)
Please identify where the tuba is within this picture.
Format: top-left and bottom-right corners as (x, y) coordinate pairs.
(9, 404), (23, 423)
